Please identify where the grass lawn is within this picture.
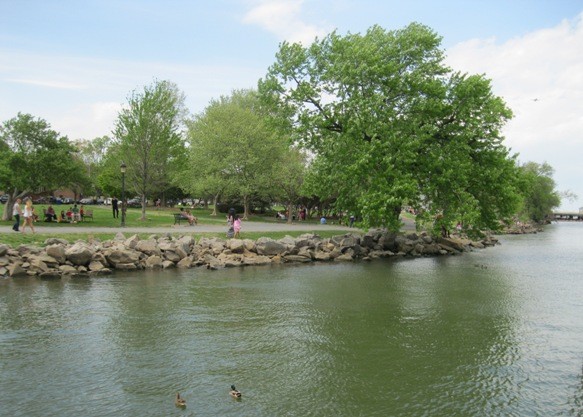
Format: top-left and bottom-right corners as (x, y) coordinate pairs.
(0, 204), (358, 248)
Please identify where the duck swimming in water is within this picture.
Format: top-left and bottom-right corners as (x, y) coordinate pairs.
(229, 385), (242, 398)
(175, 392), (186, 407)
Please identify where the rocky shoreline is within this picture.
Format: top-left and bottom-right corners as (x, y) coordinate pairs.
(0, 229), (499, 279)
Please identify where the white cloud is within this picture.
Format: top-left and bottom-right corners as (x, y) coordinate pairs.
(446, 13), (583, 211)
(6, 78), (86, 90)
(242, 0), (331, 44)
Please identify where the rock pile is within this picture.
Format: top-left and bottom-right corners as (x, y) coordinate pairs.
(0, 230), (498, 279)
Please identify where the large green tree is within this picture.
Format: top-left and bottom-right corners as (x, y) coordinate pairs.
(184, 89), (287, 218)
(259, 23), (520, 234)
(517, 161), (561, 223)
(113, 80), (187, 219)
(0, 113), (79, 221)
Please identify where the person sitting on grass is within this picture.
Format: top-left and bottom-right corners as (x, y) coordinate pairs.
(179, 207), (197, 226)
(45, 205), (56, 222)
(66, 208), (73, 222)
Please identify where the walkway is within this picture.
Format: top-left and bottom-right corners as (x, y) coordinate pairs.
(0, 221), (356, 235)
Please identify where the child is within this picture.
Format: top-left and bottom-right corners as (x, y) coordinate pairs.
(233, 215), (242, 238)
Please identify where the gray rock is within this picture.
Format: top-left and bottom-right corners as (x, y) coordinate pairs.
(46, 244), (66, 263)
(65, 242), (94, 266)
(145, 255), (164, 268)
(135, 240), (162, 256)
(256, 237), (287, 256)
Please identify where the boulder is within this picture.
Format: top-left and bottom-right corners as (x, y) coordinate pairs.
(135, 240), (161, 256)
(163, 251), (182, 263)
(0, 244), (8, 257)
(65, 242), (94, 266)
(88, 261), (106, 271)
(177, 256), (194, 268)
(161, 260), (175, 269)
(145, 255), (164, 269)
(59, 265), (78, 274)
(124, 234), (140, 249)
(46, 244), (66, 263)
(104, 248), (141, 267)
(28, 258), (49, 274)
(229, 239), (245, 254)
(313, 251), (332, 261)
(8, 263), (27, 277)
(283, 255), (312, 263)
(256, 237), (287, 256)
(44, 238), (69, 246)
(241, 254), (272, 266)
(437, 237), (468, 252)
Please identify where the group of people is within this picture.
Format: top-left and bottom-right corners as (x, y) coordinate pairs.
(12, 198), (36, 234)
(11, 199), (90, 234)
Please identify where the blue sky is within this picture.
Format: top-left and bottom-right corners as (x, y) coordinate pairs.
(1, 0), (582, 210)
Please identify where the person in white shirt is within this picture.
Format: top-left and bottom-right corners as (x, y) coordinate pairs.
(12, 198), (22, 232)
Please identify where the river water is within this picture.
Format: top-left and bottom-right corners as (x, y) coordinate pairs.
(1, 223), (582, 416)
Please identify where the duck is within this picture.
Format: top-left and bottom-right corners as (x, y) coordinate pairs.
(175, 392), (186, 407)
(229, 384), (242, 399)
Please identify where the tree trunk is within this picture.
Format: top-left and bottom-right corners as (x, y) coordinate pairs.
(1, 191), (26, 221)
(140, 194), (147, 220)
(211, 193), (219, 216)
(243, 194), (250, 220)
(1, 196), (14, 221)
(286, 201), (293, 224)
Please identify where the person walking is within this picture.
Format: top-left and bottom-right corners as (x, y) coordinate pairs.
(21, 199), (35, 234)
(226, 208), (235, 238)
(112, 197), (119, 218)
(233, 215), (242, 238)
(12, 198), (22, 232)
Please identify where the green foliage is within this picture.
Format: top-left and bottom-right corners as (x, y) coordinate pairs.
(114, 80), (187, 218)
(259, 23), (521, 234)
(517, 161), (561, 223)
(74, 135), (113, 196)
(0, 113), (80, 220)
(184, 89), (289, 218)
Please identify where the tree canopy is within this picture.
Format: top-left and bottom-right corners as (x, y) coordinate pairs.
(184, 89), (290, 218)
(259, 23), (521, 234)
(517, 161), (561, 223)
(0, 113), (81, 220)
(113, 80), (187, 219)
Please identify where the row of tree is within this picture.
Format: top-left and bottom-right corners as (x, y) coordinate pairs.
(0, 23), (573, 232)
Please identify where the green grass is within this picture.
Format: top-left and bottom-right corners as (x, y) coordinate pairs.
(0, 229), (355, 248)
(0, 204), (359, 248)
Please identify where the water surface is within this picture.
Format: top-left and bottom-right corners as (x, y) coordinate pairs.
(1, 223), (582, 416)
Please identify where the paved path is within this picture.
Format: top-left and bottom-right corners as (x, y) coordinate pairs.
(0, 221), (357, 235)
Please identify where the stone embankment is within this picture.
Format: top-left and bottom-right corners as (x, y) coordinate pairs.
(0, 230), (498, 279)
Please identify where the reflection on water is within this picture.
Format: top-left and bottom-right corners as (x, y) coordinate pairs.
(0, 223), (582, 416)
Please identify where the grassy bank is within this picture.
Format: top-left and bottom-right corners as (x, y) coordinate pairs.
(0, 230), (355, 248)
(0, 204), (358, 248)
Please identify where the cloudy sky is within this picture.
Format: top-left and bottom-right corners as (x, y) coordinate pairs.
(1, 0), (582, 210)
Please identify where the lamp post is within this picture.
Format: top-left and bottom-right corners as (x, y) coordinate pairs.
(120, 162), (126, 227)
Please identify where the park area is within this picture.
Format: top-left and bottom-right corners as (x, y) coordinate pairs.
(0, 203), (358, 248)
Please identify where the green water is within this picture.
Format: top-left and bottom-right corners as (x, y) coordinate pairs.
(1, 223), (582, 416)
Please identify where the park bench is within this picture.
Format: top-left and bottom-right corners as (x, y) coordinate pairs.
(173, 213), (184, 225)
(82, 210), (94, 222)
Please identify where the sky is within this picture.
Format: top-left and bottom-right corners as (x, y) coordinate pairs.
(1, 0), (582, 211)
